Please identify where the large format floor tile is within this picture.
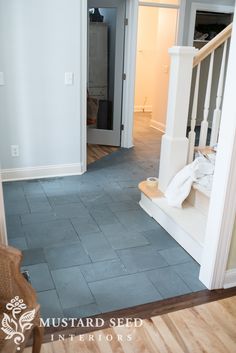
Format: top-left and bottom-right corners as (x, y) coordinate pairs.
(22, 263), (54, 292)
(117, 246), (168, 273)
(79, 259), (128, 282)
(37, 290), (64, 320)
(115, 209), (158, 232)
(51, 267), (95, 309)
(146, 267), (192, 299)
(101, 222), (149, 250)
(25, 219), (79, 248)
(171, 262), (206, 292)
(3, 114), (206, 318)
(22, 248), (46, 266)
(142, 228), (178, 250)
(159, 247), (193, 266)
(89, 273), (162, 312)
(80, 232), (117, 262)
(9, 237), (28, 250)
(44, 241), (91, 269)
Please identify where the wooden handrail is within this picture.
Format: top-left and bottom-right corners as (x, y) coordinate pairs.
(193, 23), (232, 67)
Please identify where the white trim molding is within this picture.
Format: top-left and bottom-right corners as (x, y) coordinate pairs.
(1, 163), (84, 182)
(123, 0), (186, 148)
(134, 105), (152, 113)
(79, 0), (88, 173)
(188, 2), (234, 46)
(121, 0), (139, 148)
(224, 269), (236, 289)
(150, 120), (166, 133)
(199, 17), (236, 290)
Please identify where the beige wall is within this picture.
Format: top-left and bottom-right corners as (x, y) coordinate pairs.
(134, 6), (177, 129)
(227, 219), (236, 269)
(152, 8), (177, 129)
(134, 7), (158, 112)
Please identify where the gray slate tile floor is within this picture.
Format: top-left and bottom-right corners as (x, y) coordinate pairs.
(3, 114), (205, 320)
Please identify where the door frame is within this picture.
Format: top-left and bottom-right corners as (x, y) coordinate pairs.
(80, 0), (186, 165)
(121, 0), (186, 148)
(187, 2), (234, 46)
(199, 15), (236, 290)
(87, 0), (126, 146)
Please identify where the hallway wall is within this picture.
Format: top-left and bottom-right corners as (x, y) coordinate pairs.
(134, 7), (158, 113)
(134, 6), (177, 131)
(0, 0), (84, 177)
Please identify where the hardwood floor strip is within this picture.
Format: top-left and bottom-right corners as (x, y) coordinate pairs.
(24, 287), (236, 347)
(142, 319), (174, 353)
(87, 144), (119, 165)
(24, 296), (236, 353)
(195, 304), (236, 352)
(156, 314), (188, 353)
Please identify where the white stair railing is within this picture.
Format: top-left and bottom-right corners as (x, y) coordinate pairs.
(210, 40), (228, 146)
(158, 47), (197, 193)
(199, 51), (215, 147)
(188, 63), (201, 163)
(158, 24), (232, 192)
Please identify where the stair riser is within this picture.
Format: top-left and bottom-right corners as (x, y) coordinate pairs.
(187, 189), (209, 216)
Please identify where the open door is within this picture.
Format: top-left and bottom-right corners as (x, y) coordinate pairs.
(87, 0), (125, 146)
(0, 168), (7, 245)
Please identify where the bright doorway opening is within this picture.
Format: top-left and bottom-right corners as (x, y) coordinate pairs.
(134, 2), (178, 137)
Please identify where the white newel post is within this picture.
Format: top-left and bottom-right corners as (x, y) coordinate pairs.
(158, 47), (197, 193)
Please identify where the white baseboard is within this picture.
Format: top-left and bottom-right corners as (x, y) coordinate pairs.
(134, 105), (152, 113)
(223, 269), (236, 289)
(1, 163), (85, 182)
(150, 120), (166, 133)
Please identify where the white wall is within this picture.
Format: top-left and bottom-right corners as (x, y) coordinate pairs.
(0, 0), (84, 175)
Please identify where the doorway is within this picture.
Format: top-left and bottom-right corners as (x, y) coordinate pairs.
(87, 0), (126, 164)
(134, 3), (178, 139)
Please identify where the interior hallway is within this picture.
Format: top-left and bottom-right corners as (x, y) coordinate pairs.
(3, 113), (205, 320)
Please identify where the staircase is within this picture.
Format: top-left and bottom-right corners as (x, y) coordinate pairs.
(139, 24), (232, 265)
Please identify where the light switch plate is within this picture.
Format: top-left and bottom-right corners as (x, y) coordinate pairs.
(0, 72), (5, 85)
(64, 72), (74, 85)
(11, 145), (20, 157)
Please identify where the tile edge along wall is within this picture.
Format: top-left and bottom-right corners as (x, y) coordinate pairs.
(0, 0), (84, 178)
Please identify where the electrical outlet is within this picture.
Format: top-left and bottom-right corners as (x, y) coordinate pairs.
(0, 72), (5, 86)
(64, 72), (74, 85)
(11, 145), (20, 157)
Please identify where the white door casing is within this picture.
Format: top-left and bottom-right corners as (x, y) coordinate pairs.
(87, 0), (126, 146)
(199, 13), (236, 289)
(121, 0), (186, 148)
(188, 2), (234, 46)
